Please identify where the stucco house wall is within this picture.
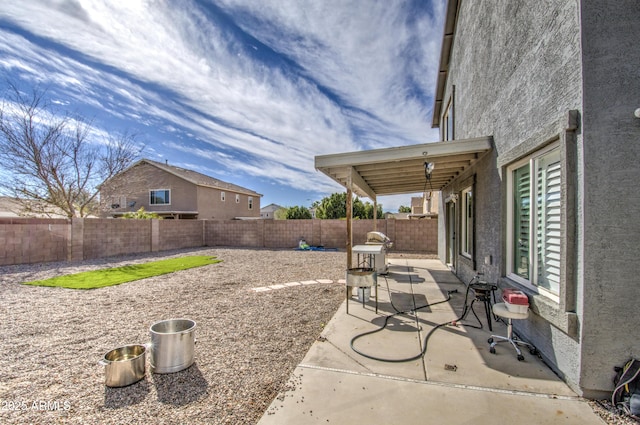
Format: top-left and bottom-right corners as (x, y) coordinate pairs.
(435, 0), (640, 397)
(101, 160), (261, 220)
(195, 185), (258, 220)
(578, 0), (640, 395)
(140, 162), (198, 213)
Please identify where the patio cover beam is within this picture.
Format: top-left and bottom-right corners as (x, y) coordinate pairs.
(314, 136), (493, 197)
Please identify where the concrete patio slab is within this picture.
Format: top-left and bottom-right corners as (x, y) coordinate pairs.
(259, 366), (603, 425)
(258, 258), (605, 424)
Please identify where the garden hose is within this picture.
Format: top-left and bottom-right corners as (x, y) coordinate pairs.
(349, 273), (484, 363)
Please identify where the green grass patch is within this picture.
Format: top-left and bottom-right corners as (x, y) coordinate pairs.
(22, 256), (222, 290)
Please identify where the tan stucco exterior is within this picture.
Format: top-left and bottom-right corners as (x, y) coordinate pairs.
(195, 185), (259, 220)
(100, 160), (261, 219)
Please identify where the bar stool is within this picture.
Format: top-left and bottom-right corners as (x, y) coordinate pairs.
(488, 303), (537, 361)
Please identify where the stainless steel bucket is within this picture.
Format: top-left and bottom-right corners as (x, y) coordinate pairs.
(346, 267), (377, 287)
(99, 344), (146, 387)
(149, 318), (196, 374)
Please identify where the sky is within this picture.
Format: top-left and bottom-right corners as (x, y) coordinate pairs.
(0, 0), (445, 213)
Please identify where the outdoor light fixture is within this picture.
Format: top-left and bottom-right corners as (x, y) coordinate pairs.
(424, 162), (435, 192)
(424, 162), (435, 176)
(635, 108), (640, 119)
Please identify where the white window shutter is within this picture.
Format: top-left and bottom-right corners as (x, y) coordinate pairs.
(536, 154), (561, 294)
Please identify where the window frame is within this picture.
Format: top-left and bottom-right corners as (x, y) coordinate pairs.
(460, 185), (474, 259)
(149, 189), (170, 206)
(506, 142), (561, 303)
(110, 196), (126, 210)
(498, 111), (579, 336)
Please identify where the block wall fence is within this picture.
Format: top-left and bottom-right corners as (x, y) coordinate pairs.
(0, 218), (437, 266)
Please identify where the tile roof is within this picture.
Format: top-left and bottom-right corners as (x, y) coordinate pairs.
(139, 159), (262, 196)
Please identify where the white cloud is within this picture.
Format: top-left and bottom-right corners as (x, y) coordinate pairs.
(0, 0), (445, 204)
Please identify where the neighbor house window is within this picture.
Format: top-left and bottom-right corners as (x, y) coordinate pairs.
(248, 196), (253, 210)
(235, 194), (240, 203)
(221, 191), (225, 202)
(110, 196), (126, 209)
(150, 189), (170, 205)
(461, 186), (474, 257)
(506, 143), (561, 300)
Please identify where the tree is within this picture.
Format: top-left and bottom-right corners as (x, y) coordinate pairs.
(0, 83), (142, 218)
(121, 207), (161, 219)
(273, 207), (288, 220)
(361, 200), (384, 219)
(315, 192), (347, 219)
(284, 205), (312, 219)
(398, 205), (412, 213)
(314, 192), (382, 219)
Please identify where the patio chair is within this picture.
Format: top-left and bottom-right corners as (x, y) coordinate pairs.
(488, 303), (537, 361)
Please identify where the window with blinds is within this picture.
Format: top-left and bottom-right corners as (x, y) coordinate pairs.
(507, 145), (561, 299)
(535, 150), (561, 295)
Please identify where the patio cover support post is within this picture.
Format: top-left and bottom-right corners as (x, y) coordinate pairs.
(346, 168), (353, 269)
(373, 199), (378, 231)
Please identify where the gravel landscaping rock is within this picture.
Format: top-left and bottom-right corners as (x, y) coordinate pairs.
(0, 247), (345, 424)
(0, 247), (635, 425)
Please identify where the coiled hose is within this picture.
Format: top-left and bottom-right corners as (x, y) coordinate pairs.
(349, 274), (484, 363)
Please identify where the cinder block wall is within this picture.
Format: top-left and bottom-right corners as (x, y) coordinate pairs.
(263, 220), (314, 248)
(82, 219), (152, 259)
(157, 220), (204, 251)
(205, 220), (263, 248)
(319, 220), (347, 248)
(204, 219), (437, 252)
(0, 218), (69, 265)
(0, 218), (438, 266)
(393, 220), (437, 252)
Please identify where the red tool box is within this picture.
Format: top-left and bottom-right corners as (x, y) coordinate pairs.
(502, 288), (529, 313)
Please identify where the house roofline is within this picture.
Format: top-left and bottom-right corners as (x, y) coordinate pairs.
(132, 159), (263, 197)
(432, 0), (460, 128)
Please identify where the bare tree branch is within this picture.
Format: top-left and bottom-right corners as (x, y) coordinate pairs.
(0, 82), (143, 218)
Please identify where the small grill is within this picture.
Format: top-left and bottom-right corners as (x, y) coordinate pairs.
(361, 231), (392, 274)
(365, 231), (393, 249)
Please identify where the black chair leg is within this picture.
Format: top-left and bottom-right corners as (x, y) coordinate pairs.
(484, 299), (493, 331)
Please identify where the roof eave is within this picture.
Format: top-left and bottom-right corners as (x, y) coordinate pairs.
(431, 0), (461, 128)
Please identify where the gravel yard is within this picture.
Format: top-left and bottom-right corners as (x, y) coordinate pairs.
(0, 247), (635, 425)
(0, 247), (346, 425)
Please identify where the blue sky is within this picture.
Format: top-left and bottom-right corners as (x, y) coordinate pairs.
(0, 0), (445, 213)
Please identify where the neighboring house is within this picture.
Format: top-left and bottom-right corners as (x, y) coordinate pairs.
(409, 191), (438, 218)
(385, 193), (438, 219)
(0, 196), (28, 218)
(260, 203), (284, 219)
(0, 196), (68, 218)
(100, 159), (262, 220)
(384, 212), (409, 219)
(316, 0), (640, 398)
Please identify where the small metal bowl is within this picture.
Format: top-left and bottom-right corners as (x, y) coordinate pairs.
(99, 344), (146, 387)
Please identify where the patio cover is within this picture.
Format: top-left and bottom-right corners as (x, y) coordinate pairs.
(314, 136), (493, 200)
